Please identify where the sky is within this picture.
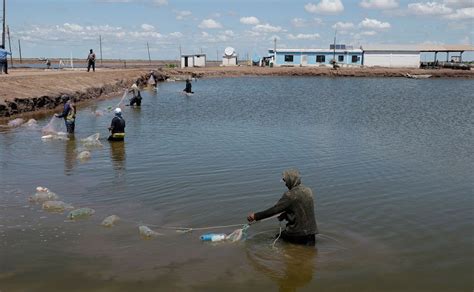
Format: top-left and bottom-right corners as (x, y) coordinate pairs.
(3, 0), (474, 60)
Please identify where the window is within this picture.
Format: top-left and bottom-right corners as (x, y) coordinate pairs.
(316, 55), (325, 63)
(338, 55), (344, 62)
(352, 55), (359, 63)
(284, 55), (294, 62)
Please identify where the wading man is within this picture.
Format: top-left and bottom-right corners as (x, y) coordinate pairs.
(247, 169), (318, 246)
(55, 96), (77, 134)
(108, 108), (126, 141)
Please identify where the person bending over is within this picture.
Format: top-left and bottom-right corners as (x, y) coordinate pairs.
(247, 169), (318, 246)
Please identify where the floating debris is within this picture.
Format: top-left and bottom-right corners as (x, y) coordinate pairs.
(41, 132), (69, 141)
(77, 150), (91, 161)
(139, 225), (161, 238)
(29, 187), (59, 203)
(101, 215), (120, 227)
(24, 119), (38, 128)
(42, 201), (74, 212)
(68, 208), (95, 220)
(7, 118), (25, 128)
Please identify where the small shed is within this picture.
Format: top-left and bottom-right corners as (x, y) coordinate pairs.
(222, 47), (238, 66)
(181, 54), (206, 68)
(361, 45), (420, 68)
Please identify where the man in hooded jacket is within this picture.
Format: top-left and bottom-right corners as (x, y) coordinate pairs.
(247, 169), (318, 246)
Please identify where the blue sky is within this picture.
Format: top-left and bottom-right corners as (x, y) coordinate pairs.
(4, 0), (474, 60)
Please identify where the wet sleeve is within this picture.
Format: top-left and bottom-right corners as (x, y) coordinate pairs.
(110, 118), (117, 131)
(57, 104), (70, 118)
(254, 194), (293, 221)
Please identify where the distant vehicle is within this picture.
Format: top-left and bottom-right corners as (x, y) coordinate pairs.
(38, 57), (47, 61)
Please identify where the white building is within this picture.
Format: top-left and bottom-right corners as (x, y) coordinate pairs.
(181, 54), (206, 68)
(361, 45), (421, 68)
(222, 47), (238, 66)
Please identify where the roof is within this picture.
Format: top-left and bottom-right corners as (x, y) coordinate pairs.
(361, 44), (474, 52)
(417, 44), (474, 52)
(268, 48), (363, 53)
(181, 54), (206, 57)
(361, 44), (420, 52)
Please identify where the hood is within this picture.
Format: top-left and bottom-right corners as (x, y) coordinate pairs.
(282, 169), (301, 190)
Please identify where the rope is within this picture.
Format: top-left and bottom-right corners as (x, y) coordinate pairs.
(272, 221), (283, 248)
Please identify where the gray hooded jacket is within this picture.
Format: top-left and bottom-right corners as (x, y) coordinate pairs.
(254, 169), (318, 236)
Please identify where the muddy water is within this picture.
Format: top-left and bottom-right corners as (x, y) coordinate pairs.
(1, 77), (473, 291)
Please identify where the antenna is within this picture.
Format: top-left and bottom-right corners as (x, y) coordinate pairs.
(224, 47), (234, 57)
(333, 29), (337, 63)
(147, 42), (151, 65)
(99, 35), (103, 65)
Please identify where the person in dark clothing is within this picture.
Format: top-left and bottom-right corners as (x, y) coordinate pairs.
(108, 108), (126, 141)
(55, 96), (76, 134)
(183, 79), (193, 94)
(87, 49), (96, 72)
(247, 169), (318, 246)
(129, 83), (142, 106)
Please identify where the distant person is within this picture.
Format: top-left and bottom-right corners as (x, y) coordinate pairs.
(0, 47), (12, 74)
(149, 71), (157, 88)
(87, 49), (96, 72)
(129, 83), (142, 106)
(108, 108), (126, 141)
(247, 169), (318, 246)
(183, 79), (193, 94)
(55, 96), (76, 134)
(46, 59), (51, 69)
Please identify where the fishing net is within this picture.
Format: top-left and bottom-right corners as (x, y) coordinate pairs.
(226, 224), (250, 242)
(148, 75), (156, 85)
(68, 208), (95, 220)
(42, 115), (62, 135)
(115, 90), (128, 109)
(29, 187), (59, 203)
(80, 133), (102, 148)
(42, 200), (74, 212)
(101, 215), (120, 227)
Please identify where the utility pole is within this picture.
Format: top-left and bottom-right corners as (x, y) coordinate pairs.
(2, 0), (6, 49)
(146, 42), (151, 65)
(17, 38), (21, 63)
(333, 30), (337, 63)
(99, 35), (103, 65)
(179, 44), (182, 68)
(216, 49), (219, 63)
(273, 37), (277, 58)
(7, 24), (12, 67)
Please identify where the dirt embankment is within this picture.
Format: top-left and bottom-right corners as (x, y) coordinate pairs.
(0, 66), (472, 118)
(0, 69), (160, 118)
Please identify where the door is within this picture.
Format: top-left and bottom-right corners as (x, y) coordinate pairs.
(184, 57), (188, 67)
(301, 55), (308, 66)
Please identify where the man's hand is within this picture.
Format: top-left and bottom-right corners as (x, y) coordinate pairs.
(54, 113), (59, 118)
(247, 213), (256, 222)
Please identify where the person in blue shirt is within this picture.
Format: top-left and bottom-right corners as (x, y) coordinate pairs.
(0, 48), (12, 74)
(55, 96), (77, 134)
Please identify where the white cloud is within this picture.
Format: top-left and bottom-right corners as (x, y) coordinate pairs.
(152, 0), (168, 5)
(175, 10), (192, 20)
(304, 0), (344, 14)
(332, 21), (355, 30)
(63, 23), (83, 32)
(360, 0), (398, 9)
(198, 19), (222, 29)
(169, 31), (183, 38)
(223, 30), (235, 37)
(291, 17), (323, 27)
(408, 2), (453, 15)
(287, 33), (320, 40)
(141, 24), (155, 31)
(443, 0), (473, 8)
(361, 31), (377, 35)
(359, 18), (391, 29)
(252, 23), (283, 33)
(444, 7), (474, 19)
(240, 16), (260, 25)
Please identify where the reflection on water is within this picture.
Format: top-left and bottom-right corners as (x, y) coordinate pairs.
(247, 234), (317, 292)
(0, 77), (473, 291)
(109, 140), (126, 171)
(64, 136), (77, 175)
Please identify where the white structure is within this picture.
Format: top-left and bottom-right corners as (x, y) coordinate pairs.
(361, 45), (420, 68)
(181, 54), (206, 68)
(222, 47), (238, 66)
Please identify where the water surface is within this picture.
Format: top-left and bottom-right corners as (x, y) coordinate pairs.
(1, 77), (473, 291)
